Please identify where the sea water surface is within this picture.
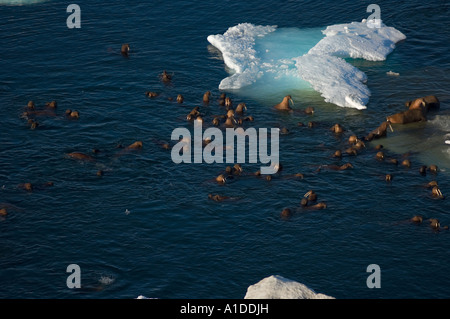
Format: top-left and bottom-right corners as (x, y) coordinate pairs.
(0, 0), (449, 299)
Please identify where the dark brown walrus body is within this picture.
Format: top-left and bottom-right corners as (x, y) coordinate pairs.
(387, 108), (427, 124)
(405, 95), (440, 112)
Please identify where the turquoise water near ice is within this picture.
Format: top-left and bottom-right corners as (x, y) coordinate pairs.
(0, 0), (449, 299)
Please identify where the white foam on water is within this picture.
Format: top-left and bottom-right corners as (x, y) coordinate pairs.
(207, 20), (406, 110)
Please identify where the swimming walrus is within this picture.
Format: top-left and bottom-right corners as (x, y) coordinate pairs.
(274, 95), (294, 111)
(160, 70), (172, 83)
(125, 141), (143, 150)
(316, 163), (353, 172)
(387, 108), (427, 124)
(431, 186), (444, 199)
(280, 208), (292, 218)
(411, 215), (423, 224)
(67, 152), (95, 161)
(145, 91), (159, 98)
(45, 101), (57, 108)
(330, 123), (344, 134)
(235, 103), (247, 114)
(177, 94), (184, 104)
(203, 91), (211, 104)
(208, 194), (231, 202)
(27, 101), (35, 109)
(405, 95), (439, 112)
(364, 121), (394, 141)
(121, 44), (130, 56)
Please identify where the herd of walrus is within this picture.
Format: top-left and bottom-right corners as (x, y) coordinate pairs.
(1, 44), (447, 232)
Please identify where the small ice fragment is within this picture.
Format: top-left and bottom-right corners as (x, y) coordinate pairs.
(125, 209), (131, 215)
(445, 140), (450, 145)
(386, 70), (399, 76)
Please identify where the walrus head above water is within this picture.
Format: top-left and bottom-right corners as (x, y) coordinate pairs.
(121, 44), (130, 56)
(203, 91), (211, 104)
(235, 103), (247, 114)
(330, 123), (344, 134)
(274, 95), (294, 111)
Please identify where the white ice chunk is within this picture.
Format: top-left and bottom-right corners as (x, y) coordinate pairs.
(244, 275), (334, 299)
(309, 20), (406, 61)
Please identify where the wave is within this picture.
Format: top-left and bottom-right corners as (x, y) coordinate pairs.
(207, 20), (406, 110)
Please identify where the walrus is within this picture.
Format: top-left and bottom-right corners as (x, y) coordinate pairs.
(160, 70), (172, 83)
(96, 170), (104, 177)
(224, 97), (232, 109)
(212, 117), (220, 126)
(411, 215), (423, 224)
(19, 183), (33, 192)
(203, 91), (211, 104)
(431, 186), (444, 199)
(274, 95), (294, 111)
(405, 95), (440, 112)
(330, 123), (344, 134)
(218, 93), (226, 106)
(345, 147), (358, 156)
(27, 101), (35, 109)
(426, 181), (439, 189)
(301, 202), (327, 210)
(216, 174), (226, 184)
(365, 121), (393, 141)
(208, 194), (230, 202)
(0, 208), (7, 217)
(65, 109), (79, 119)
(333, 150), (342, 158)
(354, 141), (365, 150)
(224, 116), (237, 127)
(375, 144), (383, 150)
(121, 44), (130, 56)
(387, 108), (427, 124)
(401, 159), (411, 168)
(280, 208), (292, 218)
(145, 91), (159, 98)
(30, 121), (39, 130)
(303, 107), (314, 115)
(177, 94), (184, 104)
(376, 151), (385, 160)
(348, 135), (358, 145)
(429, 218), (440, 229)
(45, 101), (57, 108)
(429, 164), (438, 174)
(235, 103), (247, 114)
(304, 190), (317, 202)
(126, 141), (143, 150)
(419, 165), (427, 176)
(385, 174), (393, 182)
(316, 163), (353, 172)
(67, 152), (95, 161)
(308, 121), (316, 128)
(233, 164), (243, 175)
(388, 158), (398, 165)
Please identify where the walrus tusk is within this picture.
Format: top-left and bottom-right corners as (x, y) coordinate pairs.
(386, 118), (394, 132)
(289, 97), (294, 108)
(304, 190), (312, 198)
(438, 188), (443, 197)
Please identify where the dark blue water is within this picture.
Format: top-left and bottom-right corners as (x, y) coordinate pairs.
(1, 0), (449, 299)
